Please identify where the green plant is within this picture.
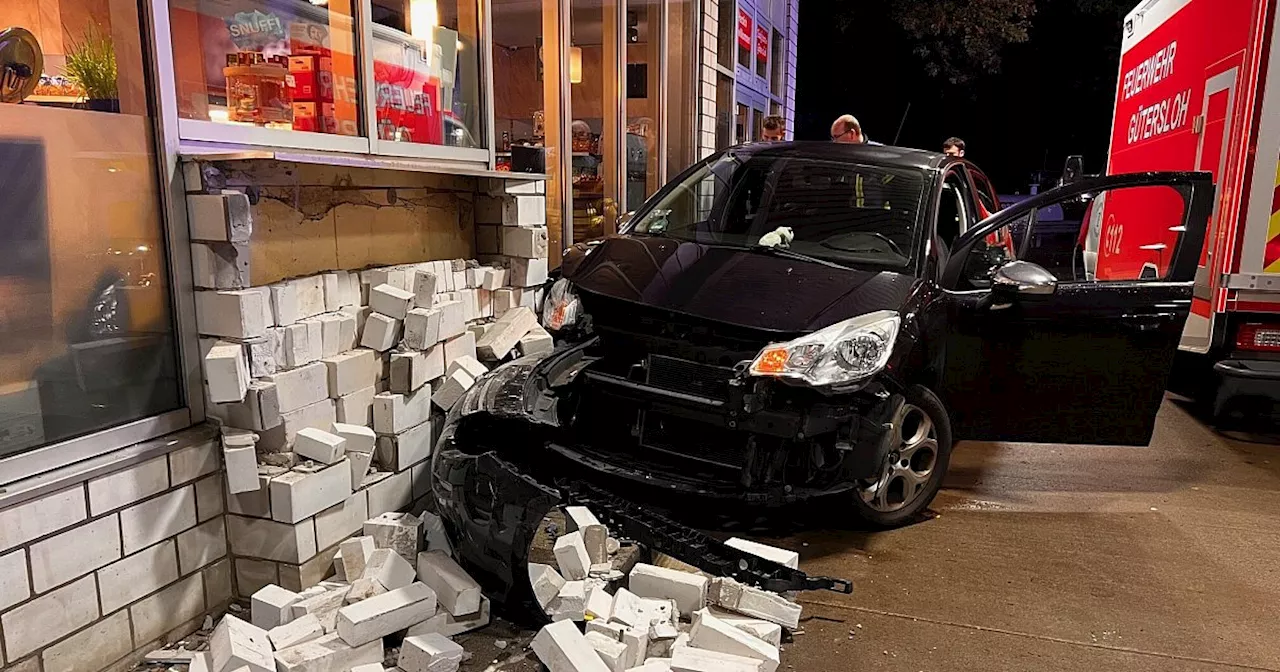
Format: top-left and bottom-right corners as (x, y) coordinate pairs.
(64, 24), (118, 100)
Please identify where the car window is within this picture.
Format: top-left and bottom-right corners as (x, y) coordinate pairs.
(936, 169), (974, 250)
(959, 184), (1192, 288)
(629, 152), (927, 270)
(968, 170), (1000, 215)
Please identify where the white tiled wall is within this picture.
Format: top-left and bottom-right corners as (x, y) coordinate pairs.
(0, 426), (231, 672)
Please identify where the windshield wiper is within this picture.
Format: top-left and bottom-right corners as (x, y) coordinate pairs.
(745, 244), (849, 269)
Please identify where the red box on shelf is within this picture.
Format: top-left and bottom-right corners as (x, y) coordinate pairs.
(288, 55), (334, 102)
(292, 102), (338, 133)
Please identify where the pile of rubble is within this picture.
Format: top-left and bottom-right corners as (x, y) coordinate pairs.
(529, 507), (802, 672)
(177, 512), (491, 672)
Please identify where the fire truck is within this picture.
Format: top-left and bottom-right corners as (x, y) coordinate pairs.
(1084, 0), (1280, 421)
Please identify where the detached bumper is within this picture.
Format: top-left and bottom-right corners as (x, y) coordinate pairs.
(1213, 359), (1280, 416)
(431, 441), (853, 624)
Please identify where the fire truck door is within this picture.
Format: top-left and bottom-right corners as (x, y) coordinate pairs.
(1183, 67), (1239, 353)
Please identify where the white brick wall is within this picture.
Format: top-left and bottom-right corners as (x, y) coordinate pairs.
(0, 427), (227, 672)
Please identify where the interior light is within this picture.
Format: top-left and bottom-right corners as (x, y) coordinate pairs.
(569, 46), (583, 84)
(410, 0), (439, 53)
(208, 109), (230, 124)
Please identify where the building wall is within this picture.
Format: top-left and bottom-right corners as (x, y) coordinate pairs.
(0, 426), (230, 672)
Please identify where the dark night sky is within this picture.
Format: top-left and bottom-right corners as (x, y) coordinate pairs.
(795, 0), (1132, 193)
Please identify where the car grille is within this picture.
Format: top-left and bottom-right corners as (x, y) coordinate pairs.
(646, 355), (734, 400)
(639, 411), (748, 469)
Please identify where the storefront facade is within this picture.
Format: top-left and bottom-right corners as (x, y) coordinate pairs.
(0, 1), (797, 669)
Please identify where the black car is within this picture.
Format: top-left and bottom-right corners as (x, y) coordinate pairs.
(432, 143), (1213, 607)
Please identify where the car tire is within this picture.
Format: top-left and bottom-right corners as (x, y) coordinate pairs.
(850, 385), (953, 528)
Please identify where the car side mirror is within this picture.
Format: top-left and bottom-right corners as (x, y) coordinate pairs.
(992, 260), (1057, 301)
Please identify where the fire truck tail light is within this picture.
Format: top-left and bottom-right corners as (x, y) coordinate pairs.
(1235, 323), (1280, 352)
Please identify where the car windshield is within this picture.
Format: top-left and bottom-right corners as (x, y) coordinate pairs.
(627, 150), (927, 269)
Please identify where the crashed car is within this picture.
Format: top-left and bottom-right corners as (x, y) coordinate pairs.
(432, 143), (1212, 609)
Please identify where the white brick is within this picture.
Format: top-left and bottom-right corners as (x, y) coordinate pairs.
(629, 564), (708, 618)
(196, 475), (227, 524)
(361, 548), (416, 590)
(492, 289), (516, 318)
(41, 608), (132, 672)
(314, 492), (369, 550)
(292, 276), (327, 321)
(196, 289), (268, 339)
(235, 558), (280, 598)
(274, 633), (383, 672)
(269, 613), (325, 650)
(584, 630), (628, 672)
(363, 267), (410, 292)
(225, 380), (282, 431)
(502, 226), (549, 258)
(412, 271), (438, 308)
(131, 572), (206, 646)
(267, 362), (329, 414)
(282, 323), (316, 368)
(120, 486), (197, 555)
(403, 308), (441, 350)
(723, 539), (799, 570)
(247, 333), (279, 377)
(212, 614), (275, 672)
(443, 332), (477, 365)
(477, 194), (546, 226)
(431, 369), (474, 411)
(529, 562), (566, 608)
(705, 609), (782, 648)
(321, 273), (343, 312)
(477, 307), (538, 360)
(171, 438), (221, 485)
(669, 647), (758, 672)
(436, 300), (466, 341)
(374, 419), (432, 472)
(584, 584), (614, 622)
(509, 257), (549, 287)
(339, 536), (376, 578)
(348, 448), (374, 484)
(270, 461), (353, 524)
(258, 399), (337, 453)
(296, 427), (348, 464)
(564, 506), (608, 565)
(1, 576), (99, 659)
(88, 455), (169, 515)
(363, 512), (421, 562)
(227, 514), (318, 563)
(205, 341), (250, 403)
(270, 283), (301, 326)
(532, 620), (611, 672)
(399, 632), (463, 672)
(480, 267), (507, 290)
(361, 313), (401, 352)
(365, 470), (412, 516)
(316, 314), (345, 358)
(519, 326), (555, 357)
(0, 488), (86, 554)
(178, 517), (229, 574)
(289, 585), (352, 632)
(336, 582), (437, 646)
(225, 444), (260, 494)
(373, 387), (432, 434)
(188, 192), (251, 241)
(228, 466), (281, 518)
(390, 351), (428, 393)
(688, 610), (778, 672)
(548, 580), (586, 622)
(336, 385), (378, 425)
(329, 422), (374, 454)
(554, 531), (592, 581)
(369, 284), (414, 320)
(253, 584), (301, 630)
(707, 578), (800, 629)
(415, 551), (480, 616)
(323, 349), (377, 398)
(29, 514), (120, 595)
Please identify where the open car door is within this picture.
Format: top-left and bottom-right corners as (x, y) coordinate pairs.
(938, 172), (1214, 445)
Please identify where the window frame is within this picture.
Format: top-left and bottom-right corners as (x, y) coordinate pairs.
(155, 0), (495, 167)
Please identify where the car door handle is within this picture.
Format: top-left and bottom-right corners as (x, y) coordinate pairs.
(1121, 312), (1178, 331)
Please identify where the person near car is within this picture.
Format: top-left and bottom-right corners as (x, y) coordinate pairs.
(943, 137), (966, 157)
(831, 115), (868, 143)
(830, 115), (890, 207)
(761, 115), (786, 141)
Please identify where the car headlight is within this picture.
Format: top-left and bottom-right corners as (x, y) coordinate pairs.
(749, 310), (900, 387)
(541, 278), (583, 333)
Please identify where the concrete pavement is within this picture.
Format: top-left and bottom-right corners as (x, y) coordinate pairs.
(774, 398), (1280, 671)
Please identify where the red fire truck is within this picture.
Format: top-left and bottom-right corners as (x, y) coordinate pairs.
(1084, 0), (1280, 420)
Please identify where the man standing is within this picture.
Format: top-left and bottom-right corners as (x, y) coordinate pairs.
(943, 137), (966, 157)
(831, 115), (882, 145)
(761, 115), (786, 141)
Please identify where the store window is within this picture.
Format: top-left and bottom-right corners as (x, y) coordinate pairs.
(627, 0), (662, 212)
(569, 0), (622, 243)
(736, 7), (751, 69)
(716, 0), (735, 69)
(0, 7), (182, 458)
(753, 23), (767, 78)
(667, 0), (699, 182)
(770, 28), (783, 96)
(168, 0), (363, 138)
(716, 73), (735, 149)
(370, 0), (484, 149)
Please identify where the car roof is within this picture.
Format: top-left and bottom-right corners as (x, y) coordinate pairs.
(732, 141), (950, 173)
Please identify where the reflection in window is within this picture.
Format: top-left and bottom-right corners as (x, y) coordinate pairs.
(371, 0), (484, 148)
(169, 0), (362, 136)
(0, 1), (181, 457)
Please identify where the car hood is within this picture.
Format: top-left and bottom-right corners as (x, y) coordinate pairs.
(564, 236), (917, 333)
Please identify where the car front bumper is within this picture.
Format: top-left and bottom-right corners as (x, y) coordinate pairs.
(1213, 358), (1280, 416)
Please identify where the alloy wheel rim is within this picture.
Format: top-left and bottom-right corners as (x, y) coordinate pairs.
(858, 403), (939, 513)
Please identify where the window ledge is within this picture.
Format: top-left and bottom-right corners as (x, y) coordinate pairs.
(180, 141), (548, 182)
(0, 422), (215, 511)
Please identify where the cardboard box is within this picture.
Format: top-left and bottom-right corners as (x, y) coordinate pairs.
(289, 55), (334, 102)
(293, 102), (339, 134)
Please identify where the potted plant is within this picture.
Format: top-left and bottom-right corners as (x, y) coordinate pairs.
(64, 24), (118, 113)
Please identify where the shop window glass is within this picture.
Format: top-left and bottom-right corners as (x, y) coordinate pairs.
(626, 0), (661, 212)
(770, 28), (783, 95)
(0, 6), (181, 458)
(716, 0), (735, 69)
(736, 8), (751, 69)
(569, 0), (622, 243)
(666, 0), (699, 182)
(168, 0), (363, 137)
(371, 0), (484, 149)
(716, 73), (734, 149)
(753, 23), (767, 78)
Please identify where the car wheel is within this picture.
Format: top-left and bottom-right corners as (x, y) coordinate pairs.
(851, 385), (953, 528)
